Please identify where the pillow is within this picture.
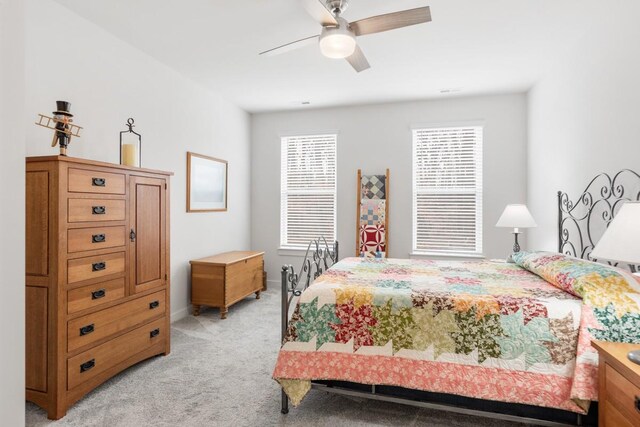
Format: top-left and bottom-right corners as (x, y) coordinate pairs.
(512, 251), (639, 296)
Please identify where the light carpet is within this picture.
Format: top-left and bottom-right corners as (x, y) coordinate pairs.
(26, 288), (524, 427)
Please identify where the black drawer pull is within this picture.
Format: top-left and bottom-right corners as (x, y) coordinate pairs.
(92, 234), (106, 243)
(92, 178), (106, 187)
(91, 288), (106, 300)
(79, 324), (95, 336)
(80, 359), (95, 373)
(92, 206), (106, 215)
(150, 328), (160, 338)
(92, 262), (106, 272)
(149, 301), (160, 310)
(635, 396), (640, 413)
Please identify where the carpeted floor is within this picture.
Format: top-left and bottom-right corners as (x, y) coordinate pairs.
(26, 288), (525, 427)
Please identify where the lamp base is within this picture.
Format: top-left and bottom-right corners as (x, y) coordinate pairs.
(512, 231), (521, 253)
(629, 349), (640, 365)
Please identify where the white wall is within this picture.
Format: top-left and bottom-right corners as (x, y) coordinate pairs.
(251, 95), (528, 282)
(527, 1), (640, 251)
(0, 0), (26, 424)
(25, 0), (251, 320)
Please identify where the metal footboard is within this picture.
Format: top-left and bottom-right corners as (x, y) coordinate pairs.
(280, 238), (339, 414)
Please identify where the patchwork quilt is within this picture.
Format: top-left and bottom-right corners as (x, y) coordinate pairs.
(359, 174), (386, 257)
(273, 255), (640, 414)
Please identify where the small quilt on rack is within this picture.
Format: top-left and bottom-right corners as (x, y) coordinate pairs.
(360, 199), (386, 225)
(361, 175), (386, 200)
(359, 224), (386, 254)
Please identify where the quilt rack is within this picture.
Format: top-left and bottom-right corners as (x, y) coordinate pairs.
(356, 169), (389, 257)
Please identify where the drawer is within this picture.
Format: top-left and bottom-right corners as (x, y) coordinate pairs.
(68, 226), (126, 253)
(225, 256), (263, 305)
(68, 168), (126, 195)
(67, 278), (126, 315)
(67, 317), (165, 390)
(67, 290), (165, 352)
(605, 363), (640, 425)
(68, 252), (125, 284)
(68, 199), (126, 223)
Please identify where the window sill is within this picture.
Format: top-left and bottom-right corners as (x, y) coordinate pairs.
(278, 247), (312, 257)
(410, 252), (485, 260)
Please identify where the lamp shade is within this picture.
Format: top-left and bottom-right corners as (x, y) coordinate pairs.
(496, 204), (537, 228)
(591, 202), (640, 265)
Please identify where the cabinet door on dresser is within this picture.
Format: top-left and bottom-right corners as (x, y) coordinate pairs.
(129, 175), (167, 294)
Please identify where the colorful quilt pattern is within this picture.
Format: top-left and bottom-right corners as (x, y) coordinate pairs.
(512, 251), (640, 401)
(273, 257), (637, 413)
(361, 175), (386, 200)
(359, 174), (387, 257)
(359, 224), (386, 254)
(360, 199), (385, 225)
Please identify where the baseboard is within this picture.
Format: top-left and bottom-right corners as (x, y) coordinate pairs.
(170, 306), (189, 323)
(267, 279), (280, 287)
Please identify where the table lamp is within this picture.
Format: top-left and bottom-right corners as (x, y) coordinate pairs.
(590, 201), (640, 365)
(496, 204), (537, 261)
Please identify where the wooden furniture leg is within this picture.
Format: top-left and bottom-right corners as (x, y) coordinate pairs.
(193, 305), (200, 316)
(220, 307), (228, 319)
(255, 290), (261, 299)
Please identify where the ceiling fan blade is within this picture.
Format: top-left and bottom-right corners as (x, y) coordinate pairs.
(299, 0), (338, 26)
(345, 45), (370, 73)
(259, 35), (319, 57)
(350, 6), (431, 36)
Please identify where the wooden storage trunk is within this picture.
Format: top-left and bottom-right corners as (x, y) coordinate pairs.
(190, 251), (265, 319)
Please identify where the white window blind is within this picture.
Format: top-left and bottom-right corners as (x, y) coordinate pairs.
(412, 126), (483, 256)
(281, 134), (337, 248)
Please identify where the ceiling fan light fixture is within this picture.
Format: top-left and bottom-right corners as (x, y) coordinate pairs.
(319, 25), (356, 59)
(261, 2), (432, 72)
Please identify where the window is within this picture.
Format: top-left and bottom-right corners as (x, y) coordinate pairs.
(281, 134), (337, 248)
(412, 125), (483, 256)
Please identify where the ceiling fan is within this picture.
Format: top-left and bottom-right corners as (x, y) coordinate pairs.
(259, 0), (432, 72)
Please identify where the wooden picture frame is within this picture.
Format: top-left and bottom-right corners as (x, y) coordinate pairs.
(187, 152), (228, 212)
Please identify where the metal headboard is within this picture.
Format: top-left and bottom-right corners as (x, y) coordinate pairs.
(557, 169), (640, 268)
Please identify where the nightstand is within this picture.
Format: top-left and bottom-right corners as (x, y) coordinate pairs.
(592, 341), (640, 427)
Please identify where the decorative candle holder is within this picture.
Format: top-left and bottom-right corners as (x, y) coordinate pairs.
(120, 118), (141, 167)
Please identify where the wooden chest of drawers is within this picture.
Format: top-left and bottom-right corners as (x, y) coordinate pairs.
(190, 251), (265, 319)
(592, 341), (640, 427)
(25, 156), (172, 419)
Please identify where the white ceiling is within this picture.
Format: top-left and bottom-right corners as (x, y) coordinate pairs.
(53, 0), (600, 113)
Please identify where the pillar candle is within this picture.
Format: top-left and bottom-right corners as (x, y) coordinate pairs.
(122, 144), (138, 167)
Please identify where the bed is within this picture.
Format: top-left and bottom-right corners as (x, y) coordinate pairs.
(273, 170), (640, 426)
